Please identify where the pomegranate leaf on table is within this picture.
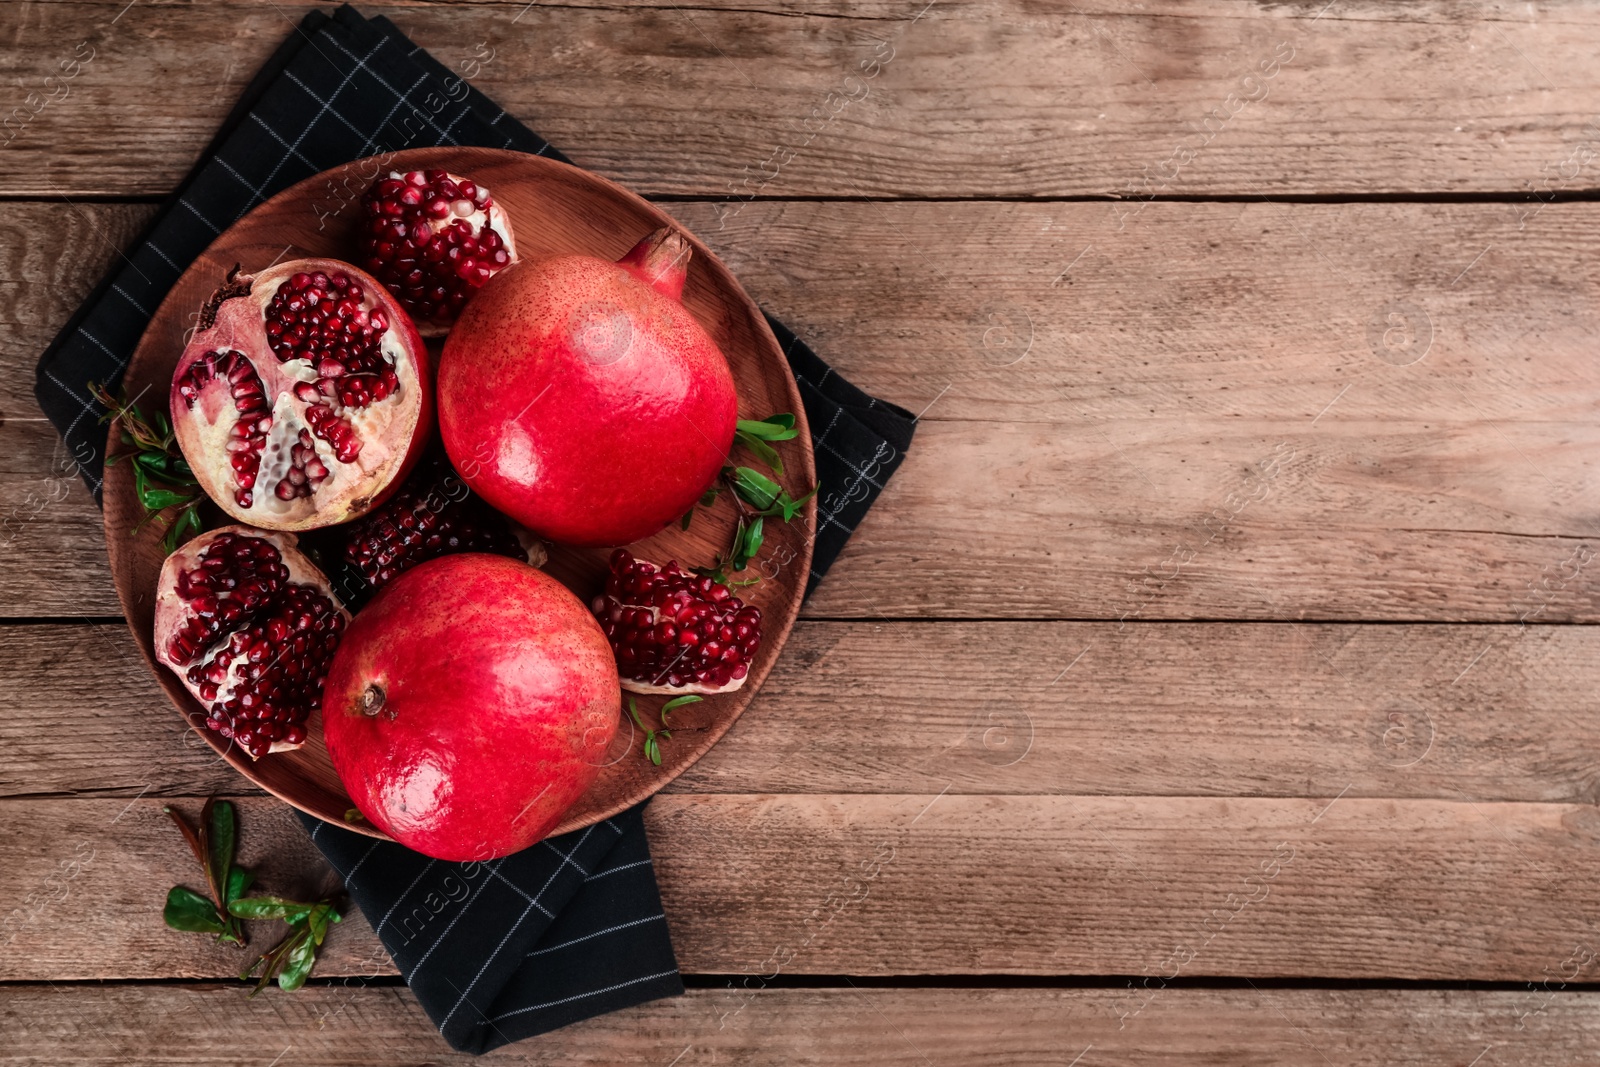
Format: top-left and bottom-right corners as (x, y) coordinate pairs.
(161, 797), (341, 992)
(161, 800), (248, 945)
(236, 899), (342, 995)
(163, 886), (231, 935)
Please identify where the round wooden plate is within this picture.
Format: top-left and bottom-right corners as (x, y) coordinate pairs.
(104, 147), (815, 841)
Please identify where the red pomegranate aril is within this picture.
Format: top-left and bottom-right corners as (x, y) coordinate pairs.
(358, 169), (517, 334)
(154, 527), (350, 759)
(330, 452), (539, 598)
(592, 550), (761, 695)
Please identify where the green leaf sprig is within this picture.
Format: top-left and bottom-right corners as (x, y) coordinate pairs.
(161, 798), (251, 945)
(233, 896), (343, 995)
(684, 413), (817, 584)
(93, 382), (204, 552)
(625, 694), (702, 765)
(161, 798), (342, 994)
(627, 695), (670, 766)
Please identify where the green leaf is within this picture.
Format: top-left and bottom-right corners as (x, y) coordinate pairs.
(228, 896), (315, 925)
(731, 516), (764, 571)
(680, 509), (694, 531)
(774, 485), (819, 522)
(660, 694), (702, 727)
(143, 486), (197, 510)
(736, 415), (798, 440)
(206, 799), (236, 912)
(307, 903), (341, 946)
(731, 467), (782, 511)
(225, 866), (255, 906)
(164, 507), (202, 553)
(278, 930), (318, 991)
(699, 485), (721, 507)
(735, 431), (785, 475)
(691, 562), (729, 585)
(643, 734), (662, 765)
(164, 886), (226, 934)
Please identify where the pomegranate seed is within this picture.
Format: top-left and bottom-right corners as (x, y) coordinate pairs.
(334, 452), (525, 595)
(358, 169), (514, 328)
(593, 550), (762, 694)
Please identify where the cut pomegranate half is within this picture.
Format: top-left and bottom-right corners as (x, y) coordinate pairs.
(357, 169), (518, 335)
(153, 526), (351, 759)
(170, 258), (430, 531)
(592, 549), (762, 695)
(329, 450), (546, 600)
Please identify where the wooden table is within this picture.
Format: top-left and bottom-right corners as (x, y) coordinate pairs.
(6, 1), (1600, 1062)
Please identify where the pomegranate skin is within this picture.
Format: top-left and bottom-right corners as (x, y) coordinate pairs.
(437, 228), (739, 547)
(321, 554), (619, 861)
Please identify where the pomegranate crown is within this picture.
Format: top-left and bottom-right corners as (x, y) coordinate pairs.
(618, 227), (691, 301)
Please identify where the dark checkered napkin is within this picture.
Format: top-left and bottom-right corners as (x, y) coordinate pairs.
(35, 3), (914, 1053)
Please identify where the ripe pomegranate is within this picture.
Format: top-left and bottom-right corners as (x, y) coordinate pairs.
(593, 550), (761, 695)
(154, 526), (350, 759)
(329, 451), (543, 600)
(170, 259), (430, 532)
(322, 554), (619, 861)
(358, 169), (517, 334)
(437, 227), (739, 547)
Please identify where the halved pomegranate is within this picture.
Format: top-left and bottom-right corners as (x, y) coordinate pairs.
(170, 259), (430, 531)
(357, 169), (517, 335)
(154, 526), (350, 759)
(592, 550), (762, 695)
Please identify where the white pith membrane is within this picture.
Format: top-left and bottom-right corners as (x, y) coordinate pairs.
(172, 263), (423, 531)
(153, 526), (351, 757)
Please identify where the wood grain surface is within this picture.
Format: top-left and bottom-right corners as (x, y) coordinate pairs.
(6, 621), (1599, 803)
(6, 984), (1600, 1066)
(8, 0), (1600, 1060)
(6, 1), (1600, 199)
(5, 795), (1600, 981)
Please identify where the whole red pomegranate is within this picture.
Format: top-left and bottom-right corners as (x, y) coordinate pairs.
(321, 554), (619, 861)
(171, 259), (430, 531)
(437, 227), (739, 547)
(154, 526), (350, 759)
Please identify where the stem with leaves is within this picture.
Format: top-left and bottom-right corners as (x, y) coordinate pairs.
(161, 798), (342, 993)
(93, 382), (205, 553)
(684, 414), (817, 585)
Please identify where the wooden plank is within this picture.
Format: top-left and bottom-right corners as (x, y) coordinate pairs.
(5, 983), (1600, 1066)
(10, 200), (1600, 620)
(9, 199), (1600, 617)
(9, 621), (1600, 804)
(7, 2), (1600, 198)
(4, 795), (1599, 980)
